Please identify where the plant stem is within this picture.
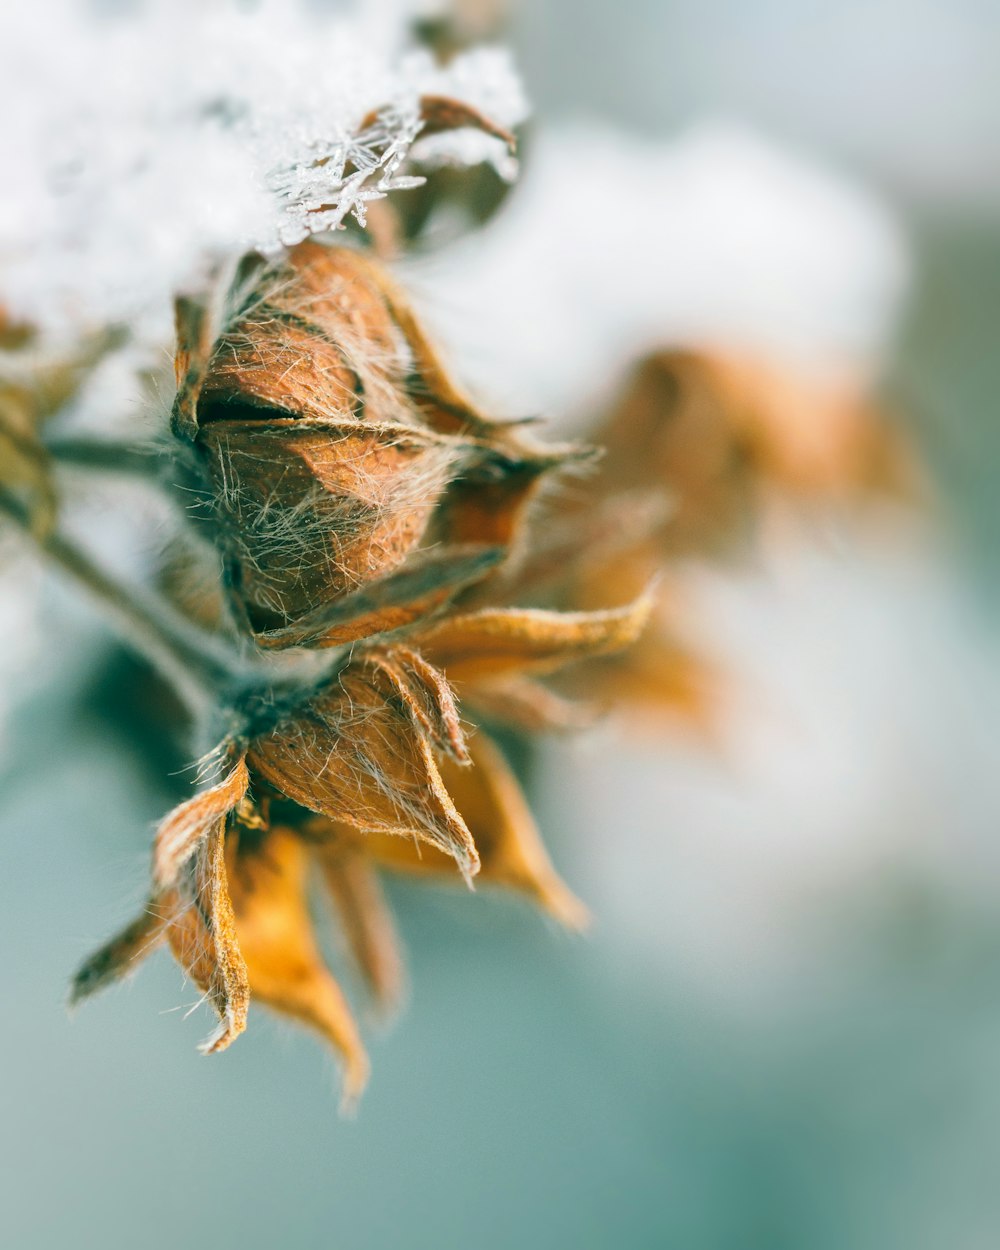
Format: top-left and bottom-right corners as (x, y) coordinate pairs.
(0, 488), (241, 718)
(45, 436), (160, 477)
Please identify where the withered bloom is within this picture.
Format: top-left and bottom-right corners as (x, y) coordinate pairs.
(172, 239), (581, 649)
(73, 595), (648, 1102)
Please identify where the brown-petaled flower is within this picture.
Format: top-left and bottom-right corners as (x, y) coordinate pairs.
(71, 593), (650, 1103)
(172, 240), (584, 648)
(585, 348), (917, 558)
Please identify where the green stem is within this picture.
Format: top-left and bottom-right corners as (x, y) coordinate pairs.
(0, 488), (241, 718)
(45, 436), (161, 478)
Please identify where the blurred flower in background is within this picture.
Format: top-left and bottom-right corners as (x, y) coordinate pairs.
(2, 2), (1000, 1249)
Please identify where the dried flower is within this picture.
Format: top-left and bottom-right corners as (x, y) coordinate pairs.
(172, 239), (581, 647)
(72, 594), (648, 1101)
(586, 349), (916, 557)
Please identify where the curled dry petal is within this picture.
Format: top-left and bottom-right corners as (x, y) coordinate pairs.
(367, 645), (468, 762)
(247, 664), (479, 880)
(412, 594), (654, 684)
(364, 732), (588, 929)
(152, 755), (249, 889)
(167, 818), (250, 1054)
(357, 95), (516, 157)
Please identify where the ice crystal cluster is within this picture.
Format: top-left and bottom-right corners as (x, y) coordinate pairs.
(0, 0), (526, 338)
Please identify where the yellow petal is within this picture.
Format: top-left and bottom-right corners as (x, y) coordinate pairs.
(229, 829), (369, 1108)
(315, 845), (405, 1009)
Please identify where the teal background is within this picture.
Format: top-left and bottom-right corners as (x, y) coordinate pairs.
(3, 2), (1000, 1247)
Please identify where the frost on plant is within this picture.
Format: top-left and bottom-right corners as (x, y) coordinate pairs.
(0, 1), (527, 339)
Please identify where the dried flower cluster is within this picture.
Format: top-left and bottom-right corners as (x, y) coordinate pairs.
(0, 6), (920, 1113)
(68, 232), (649, 1103)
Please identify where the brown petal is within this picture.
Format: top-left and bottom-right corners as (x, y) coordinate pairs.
(197, 420), (463, 633)
(327, 247), (496, 439)
(247, 664), (479, 880)
(557, 629), (727, 741)
(315, 844), (404, 1009)
(69, 906), (166, 1006)
(366, 732), (588, 929)
(367, 645), (468, 762)
(229, 829), (369, 1108)
(250, 543), (503, 650)
(152, 754), (249, 890)
(166, 819), (250, 1054)
(426, 443), (597, 565)
(358, 95), (516, 156)
(412, 594), (654, 685)
(172, 294), (216, 441)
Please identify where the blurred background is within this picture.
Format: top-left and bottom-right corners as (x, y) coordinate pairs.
(2, 2), (1000, 1248)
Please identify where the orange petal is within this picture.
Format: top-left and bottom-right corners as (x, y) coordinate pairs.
(229, 829), (369, 1108)
(368, 733), (588, 930)
(152, 754), (249, 890)
(368, 645), (468, 762)
(250, 544), (503, 650)
(315, 845), (405, 1009)
(412, 595), (653, 685)
(166, 818), (249, 1055)
(247, 663), (479, 880)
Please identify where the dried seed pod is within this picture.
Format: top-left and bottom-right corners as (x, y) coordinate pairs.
(174, 241), (579, 647)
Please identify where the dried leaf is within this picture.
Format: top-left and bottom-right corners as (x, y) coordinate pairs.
(69, 907), (166, 1005)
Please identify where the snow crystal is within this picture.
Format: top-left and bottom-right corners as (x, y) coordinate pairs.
(0, 0), (528, 340)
